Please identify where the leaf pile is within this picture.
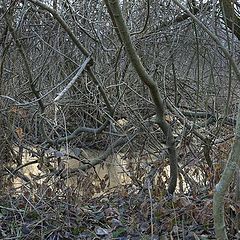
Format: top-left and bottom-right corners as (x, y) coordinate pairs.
(0, 184), (239, 240)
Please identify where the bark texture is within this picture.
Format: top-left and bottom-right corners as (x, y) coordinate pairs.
(104, 0), (178, 194)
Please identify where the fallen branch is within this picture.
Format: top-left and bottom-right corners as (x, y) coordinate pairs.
(60, 132), (136, 178)
(47, 120), (109, 146)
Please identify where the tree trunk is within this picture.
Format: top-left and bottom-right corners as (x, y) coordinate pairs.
(104, 0), (178, 194)
(220, 0), (240, 41)
(213, 106), (240, 239)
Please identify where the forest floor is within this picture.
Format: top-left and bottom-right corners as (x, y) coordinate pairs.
(0, 183), (239, 240)
(0, 126), (238, 239)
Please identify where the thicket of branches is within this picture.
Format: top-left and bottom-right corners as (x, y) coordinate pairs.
(0, 0), (240, 239)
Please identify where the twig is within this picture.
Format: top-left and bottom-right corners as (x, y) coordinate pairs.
(147, 179), (154, 239)
(54, 56), (91, 102)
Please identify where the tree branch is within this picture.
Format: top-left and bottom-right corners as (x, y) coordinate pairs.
(104, 0), (178, 194)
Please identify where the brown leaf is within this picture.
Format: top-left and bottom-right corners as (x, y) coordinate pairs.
(16, 127), (24, 140)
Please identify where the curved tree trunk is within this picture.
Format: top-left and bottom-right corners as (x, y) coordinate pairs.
(220, 0), (240, 233)
(104, 0), (178, 194)
(213, 108), (240, 239)
(172, 0), (240, 239)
